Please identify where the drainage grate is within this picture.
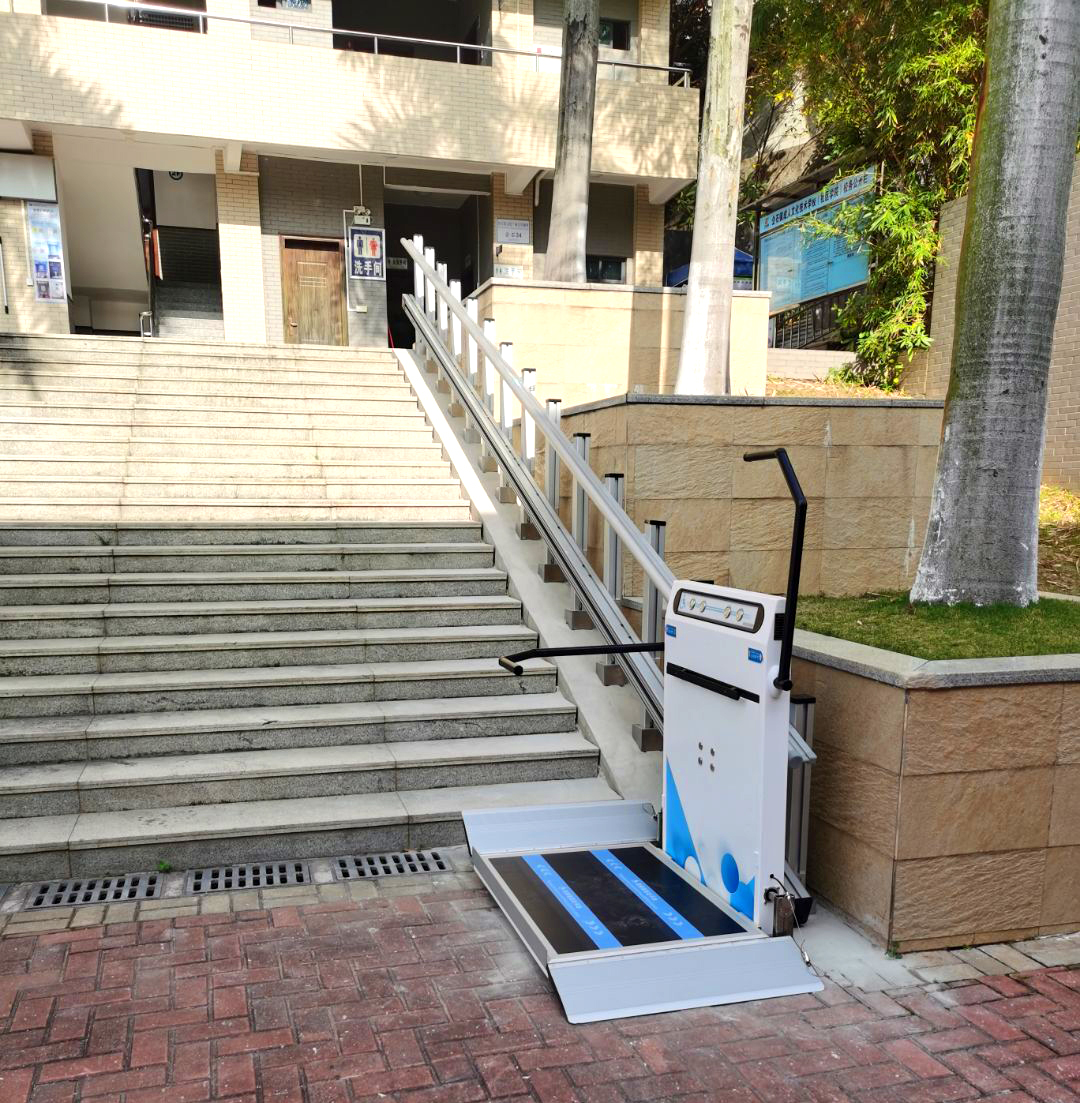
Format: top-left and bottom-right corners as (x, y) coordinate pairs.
(332, 850), (452, 881)
(29, 873), (163, 909)
(185, 861), (310, 894)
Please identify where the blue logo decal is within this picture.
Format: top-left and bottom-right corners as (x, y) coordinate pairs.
(665, 625), (676, 638)
(748, 648), (763, 663)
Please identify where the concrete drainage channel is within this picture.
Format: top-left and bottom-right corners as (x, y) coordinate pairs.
(4, 849), (454, 914)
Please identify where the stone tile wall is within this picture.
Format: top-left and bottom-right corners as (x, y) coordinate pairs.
(546, 395), (943, 597)
(903, 153), (1080, 492)
(214, 151), (267, 344)
(794, 653), (1080, 951)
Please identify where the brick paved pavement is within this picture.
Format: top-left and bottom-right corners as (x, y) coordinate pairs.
(1, 880), (1079, 1103)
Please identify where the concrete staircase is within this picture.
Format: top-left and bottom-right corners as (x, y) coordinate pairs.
(154, 282), (225, 341)
(0, 335), (612, 882)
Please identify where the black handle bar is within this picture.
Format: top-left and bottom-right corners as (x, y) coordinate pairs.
(498, 641), (664, 677)
(742, 448), (806, 692)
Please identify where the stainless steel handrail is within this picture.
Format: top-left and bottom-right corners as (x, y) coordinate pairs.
(402, 236), (673, 724)
(37, 0), (693, 84)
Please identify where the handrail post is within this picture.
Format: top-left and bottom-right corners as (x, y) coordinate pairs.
(482, 318), (496, 413)
(436, 262), (449, 337)
(449, 279), (463, 362)
(465, 298), (479, 385)
(633, 519), (666, 751)
(520, 368), (536, 470)
(423, 247), (436, 318)
(538, 398), (564, 582)
(566, 432), (592, 629)
(478, 318), (497, 471)
(597, 473), (627, 685)
(498, 342), (514, 441)
(412, 234), (425, 303)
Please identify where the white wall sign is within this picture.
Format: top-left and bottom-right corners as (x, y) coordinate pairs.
(385, 256), (408, 271)
(494, 263), (524, 279)
(495, 218), (530, 245)
(26, 201), (66, 303)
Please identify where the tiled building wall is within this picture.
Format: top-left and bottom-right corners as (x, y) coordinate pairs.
(490, 174), (534, 280)
(258, 157), (387, 347)
(632, 184), (663, 285)
(904, 153), (1080, 491)
(0, 14), (698, 184)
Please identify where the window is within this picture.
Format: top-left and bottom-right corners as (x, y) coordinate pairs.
(586, 255), (627, 284)
(598, 18), (631, 50)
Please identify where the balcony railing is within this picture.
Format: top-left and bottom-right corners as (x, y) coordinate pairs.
(32, 0), (693, 86)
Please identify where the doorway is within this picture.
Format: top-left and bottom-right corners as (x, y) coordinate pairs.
(281, 238), (347, 345)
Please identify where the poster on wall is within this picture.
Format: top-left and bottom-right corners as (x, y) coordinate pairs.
(495, 218), (530, 245)
(347, 225), (386, 281)
(26, 201), (66, 304)
(757, 169), (875, 314)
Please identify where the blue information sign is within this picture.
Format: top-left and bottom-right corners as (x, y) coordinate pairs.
(758, 170), (874, 314)
(348, 226), (386, 282)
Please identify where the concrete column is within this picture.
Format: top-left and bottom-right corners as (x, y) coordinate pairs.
(214, 151), (267, 345)
(633, 185), (664, 287)
(638, 0), (670, 82)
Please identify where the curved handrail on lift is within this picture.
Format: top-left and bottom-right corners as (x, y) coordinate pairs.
(742, 449), (806, 692)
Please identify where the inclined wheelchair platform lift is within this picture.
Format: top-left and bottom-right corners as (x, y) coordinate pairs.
(463, 450), (823, 1023)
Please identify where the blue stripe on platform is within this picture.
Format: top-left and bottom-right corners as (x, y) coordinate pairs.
(591, 849), (704, 940)
(522, 854), (621, 949)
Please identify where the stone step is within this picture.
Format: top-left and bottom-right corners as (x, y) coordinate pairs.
(0, 776), (618, 880)
(0, 500), (474, 523)
(0, 656), (558, 718)
(0, 337), (395, 361)
(0, 691), (578, 764)
(0, 541), (492, 574)
(0, 457), (454, 481)
(0, 418), (438, 445)
(0, 594), (522, 640)
(0, 376), (414, 400)
(0, 358), (406, 382)
(0, 520), (482, 547)
(0, 393), (422, 416)
(0, 437), (447, 464)
(0, 732), (597, 816)
(0, 623), (536, 676)
(0, 476), (465, 502)
(0, 566), (506, 604)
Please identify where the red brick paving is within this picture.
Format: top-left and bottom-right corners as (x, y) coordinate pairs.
(0, 888), (1078, 1102)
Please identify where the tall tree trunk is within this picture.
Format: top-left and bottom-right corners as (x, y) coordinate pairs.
(546, 0), (599, 283)
(911, 0), (1080, 606)
(674, 0), (753, 394)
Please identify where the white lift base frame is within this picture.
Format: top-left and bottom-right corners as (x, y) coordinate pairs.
(465, 801), (821, 1024)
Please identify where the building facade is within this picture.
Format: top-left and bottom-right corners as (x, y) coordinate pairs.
(0, 0), (698, 347)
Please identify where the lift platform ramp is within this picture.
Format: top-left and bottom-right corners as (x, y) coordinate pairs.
(463, 449), (822, 1023)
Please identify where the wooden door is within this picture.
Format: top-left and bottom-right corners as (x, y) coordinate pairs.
(281, 238), (347, 345)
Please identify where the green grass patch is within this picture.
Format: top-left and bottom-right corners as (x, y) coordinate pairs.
(796, 591), (1080, 660)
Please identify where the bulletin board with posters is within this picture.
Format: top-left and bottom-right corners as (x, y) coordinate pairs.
(347, 225), (386, 281)
(26, 201), (67, 304)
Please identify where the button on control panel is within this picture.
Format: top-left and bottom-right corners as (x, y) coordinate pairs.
(675, 589), (764, 633)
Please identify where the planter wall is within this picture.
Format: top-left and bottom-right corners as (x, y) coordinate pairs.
(794, 632), (1080, 951)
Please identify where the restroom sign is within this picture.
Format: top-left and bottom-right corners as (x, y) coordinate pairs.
(347, 225), (386, 281)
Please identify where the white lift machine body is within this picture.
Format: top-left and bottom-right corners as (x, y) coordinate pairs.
(465, 450), (821, 1023)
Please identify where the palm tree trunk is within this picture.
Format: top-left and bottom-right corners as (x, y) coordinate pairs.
(545, 0), (599, 283)
(674, 0), (753, 394)
(911, 0), (1080, 605)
